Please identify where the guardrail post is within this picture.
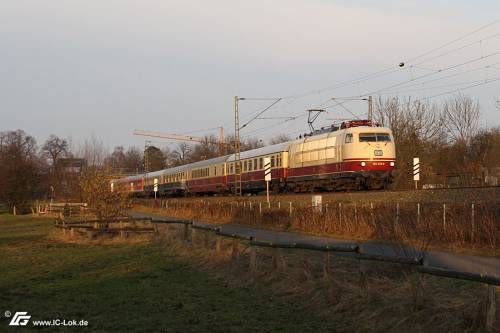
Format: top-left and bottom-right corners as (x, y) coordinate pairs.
(358, 259), (368, 294)
(486, 285), (497, 332)
(273, 248), (286, 272)
(232, 237), (239, 261)
(183, 223), (189, 242)
(249, 243), (257, 272)
(323, 251), (331, 279)
(410, 269), (424, 310)
(191, 227), (197, 245)
(216, 234), (222, 254)
(204, 230), (210, 249)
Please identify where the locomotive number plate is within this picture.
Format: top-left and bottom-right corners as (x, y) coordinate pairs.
(374, 150), (383, 156)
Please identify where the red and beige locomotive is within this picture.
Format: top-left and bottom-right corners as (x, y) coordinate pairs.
(113, 120), (396, 196)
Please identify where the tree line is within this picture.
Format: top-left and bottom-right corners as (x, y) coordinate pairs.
(1, 93), (499, 211)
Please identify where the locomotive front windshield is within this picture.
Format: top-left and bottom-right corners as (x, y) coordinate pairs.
(359, 133), (391, 142)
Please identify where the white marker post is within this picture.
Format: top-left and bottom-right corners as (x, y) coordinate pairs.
(154, 178), (158, 199)
(413, 157), (420, 190)
(264, 157), (271, 204)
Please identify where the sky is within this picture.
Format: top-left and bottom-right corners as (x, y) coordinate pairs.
(1, 0), (499, 151)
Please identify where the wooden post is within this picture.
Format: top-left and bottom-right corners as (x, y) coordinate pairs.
(417, 202), (421, 225)
(183, 223), (189, 242)
(268, 201), (271, 209)
(191, 227), (197, 245)
(204, 231), (210, 249)
(120, 221), (126, 239)
(358, 259), (368, 294)
(259, 202), (262, 215)
(486, 285), (497, 332)
(249, 245), (257, 271)
(278, 201), (281, 209)
(289, 202), (292, 217)
(354, 202), (358, 225)
(216, 235), (222, 254)
(249, 201), (252, 210)
(323, 251), (331, 279)
(410, 269), (424, 310)
(338, 202), (342, 227)
(273, 248), (286, 272)
(13, 205), (16, 216)
(232, 238), (239, 261)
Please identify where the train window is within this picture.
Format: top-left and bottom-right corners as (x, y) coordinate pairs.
(243, 160), (247, 172)
(376, 133), (391, 141)
(254, 159), (258, 170)
(271, 155), (275, 167)
(259, 158), (263, 169)
(359, 133), (377, 142)
(214, 166), (217, 176)
(345, 133), (353, 143)
(248, 160), (252, 171)
(359, 133), (391, 142)
(277, 155), (281, 167)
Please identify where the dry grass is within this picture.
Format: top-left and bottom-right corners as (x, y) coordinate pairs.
(152, 224), (499, 333)
(135, 199), (500, 255)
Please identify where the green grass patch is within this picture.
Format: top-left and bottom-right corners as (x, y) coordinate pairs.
(0, 215), (335, 332)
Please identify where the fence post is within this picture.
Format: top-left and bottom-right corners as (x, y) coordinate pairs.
(268, 201), (271, 209)
(370, 202), (374, 225)
(417, 203), (420, 224)
(278, 201), (281, 209)
(289, 202), (292, 217)
(471, 203), (475, 244)
(396, 202), (400, 224)
(354, 202), (358, 225)
(443, 203), (446, 233)
(249, 201), (252, 210)
(339, 203), (342, 227)
(259, 202), (262, 215)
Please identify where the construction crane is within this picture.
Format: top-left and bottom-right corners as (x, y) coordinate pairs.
(133, 127), (227, 156)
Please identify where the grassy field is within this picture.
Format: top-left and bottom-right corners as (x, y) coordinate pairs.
(0, 215), (335, 332)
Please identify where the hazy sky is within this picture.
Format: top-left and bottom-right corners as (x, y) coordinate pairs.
(1, 0), (499, 151)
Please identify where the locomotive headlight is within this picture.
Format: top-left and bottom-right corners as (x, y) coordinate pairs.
(390, 161), (395, 167)
(360, 162), (366, 167)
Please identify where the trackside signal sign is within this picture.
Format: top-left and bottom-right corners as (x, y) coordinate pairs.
(264, 157), (271, 181)
(413, 157), (420, 181)
(154, 178), (158, 192)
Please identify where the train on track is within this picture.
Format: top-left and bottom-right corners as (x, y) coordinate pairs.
(113, 120), (396, 196)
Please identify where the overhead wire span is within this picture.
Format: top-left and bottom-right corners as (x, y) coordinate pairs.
(424, 77), (500, 100)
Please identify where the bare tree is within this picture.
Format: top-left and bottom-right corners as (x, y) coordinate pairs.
(442, 94), (479, 145)
(171, 142), (192, 166)
(41, 135), (68, 167)
(0, 130), (43, 212)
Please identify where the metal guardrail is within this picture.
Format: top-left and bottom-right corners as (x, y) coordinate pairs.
(149, 217), (500, 286)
